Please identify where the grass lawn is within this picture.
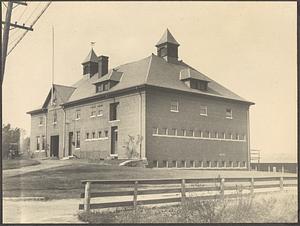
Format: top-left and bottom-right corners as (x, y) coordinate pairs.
(3, 159), (40, 170)
(2, 160), (296, 199)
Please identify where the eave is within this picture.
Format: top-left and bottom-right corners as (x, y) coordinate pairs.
(26, 108), (47, 115)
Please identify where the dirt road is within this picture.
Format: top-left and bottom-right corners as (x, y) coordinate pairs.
(3, 198), (84, 224)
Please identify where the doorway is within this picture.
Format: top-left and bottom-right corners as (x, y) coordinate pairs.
(111, 126), (118, 155)
(50, 135), (59, 157)
(68, 132), (74, 156)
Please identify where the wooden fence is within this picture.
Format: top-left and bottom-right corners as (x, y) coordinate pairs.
(79, 176), (297, 212)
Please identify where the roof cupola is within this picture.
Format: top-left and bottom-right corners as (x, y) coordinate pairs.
(81, 47), (98, 78)
(155, 29), (180, 63)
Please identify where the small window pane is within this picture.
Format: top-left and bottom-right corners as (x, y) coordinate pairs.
(200, 106), (207, 116)
(170, 100), (178, 112)
(226, 108), (232, 119)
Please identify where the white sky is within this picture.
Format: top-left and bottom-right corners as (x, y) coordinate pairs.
(2, 1), (297, 162)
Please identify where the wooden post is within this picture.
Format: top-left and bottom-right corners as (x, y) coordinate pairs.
(280, 176), (283, 191)
(84, 182), (91, 212)
(181, 179), (186, 203)
(133, 181), (138, 209)
(250, 177), (254, 196)
(220, 178), (225, 198)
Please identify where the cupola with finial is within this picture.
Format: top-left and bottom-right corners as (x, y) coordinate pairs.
(155, 29), (180, 63)
(81, 42), (99, 78)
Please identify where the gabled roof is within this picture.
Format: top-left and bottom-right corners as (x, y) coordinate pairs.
(156, 29), (180, 47)
(82, 48), (98, 64)
(66, 54), (253, 105)
(93, 69), (123, 84)
(179, 68), (211, 82)
(41, 84), (76, 108)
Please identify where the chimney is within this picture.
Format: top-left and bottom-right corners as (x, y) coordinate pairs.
(98, 55), (109, 77)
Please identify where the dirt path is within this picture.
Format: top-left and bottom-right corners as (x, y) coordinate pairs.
(3, 160), (75, 178)
(3, 198), (84, 224)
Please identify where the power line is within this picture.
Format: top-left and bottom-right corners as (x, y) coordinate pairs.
(24, 2), (41, 24)
(7, 2), (52, 56)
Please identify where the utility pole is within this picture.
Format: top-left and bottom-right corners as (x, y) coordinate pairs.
(1, 1), (32, 85)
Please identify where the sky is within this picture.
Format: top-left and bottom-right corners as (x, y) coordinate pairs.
(2, 1), (297, 162)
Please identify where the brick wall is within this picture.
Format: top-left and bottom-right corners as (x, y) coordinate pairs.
(145, 88), (250, 168)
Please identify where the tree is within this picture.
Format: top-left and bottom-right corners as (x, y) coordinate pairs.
(2, 123), (20, 159)
(124, 135), (143, 159)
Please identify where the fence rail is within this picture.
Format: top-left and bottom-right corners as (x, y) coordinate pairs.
(79, 176), (297, 212)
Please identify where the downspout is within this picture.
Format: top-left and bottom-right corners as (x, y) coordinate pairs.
(246, 107), (251, 170)
(139, 90), (142, 159)
(62, 107), (66, 158)
(45, 113), (48, 157)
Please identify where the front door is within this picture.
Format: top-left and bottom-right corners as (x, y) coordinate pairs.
(111, 126), (118, 155)
(68, 132), (74, 156)
(50, 135), (59, 157)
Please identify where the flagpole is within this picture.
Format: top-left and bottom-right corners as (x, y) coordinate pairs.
(51, 26), (54, 106)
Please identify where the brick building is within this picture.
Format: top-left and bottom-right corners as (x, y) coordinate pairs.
(27, 29), (254, 168)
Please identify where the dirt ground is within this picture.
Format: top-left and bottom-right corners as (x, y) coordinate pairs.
(3, 198), (84, 224)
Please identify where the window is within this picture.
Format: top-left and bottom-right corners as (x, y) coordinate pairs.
(76, 131), (80, 148)
(42, 136), (45, 150)
(169, 128), (177, 136)
(187, 130), (194, 137)
(97, 84), (103, 93)
(200, 105), (207, 116)
(53, 111), (57, 124)
(170, 100), (179, 112)
(203, 130), (210, 138)
(98, 131), (102, 138)
(241, 134), (246, 141)
(230, 133), (233, 140)
(152, 127), (158, 135)
(163, 160), (168, 168)
(104, 130), (108, 137)
(36, 136), (40, 150)
(104, 82), (109, 91)
(190, 160), (195, 167)
(214, 132), (218, 139)
(92, 132), (95, 139)
(181, 129), (186, 136)
(75, 109), (81, 120)
(235, 133), (239, 140)
(226, 108), (232, 119)
(207, 161), (211, 167)
(197, 81), (208, 91)
(153, 160), (158, 168)
(86, 132), (90, 140)
(199, 130), (203, 137)
(90, 106), (96, 117)
(172, 160), (177, 168)
(162, 128), (168, 135)
(229, 161), (233, 167)
(97, 104), (103, 116)
(222, 132), (226, 139)
(109, 102), (119, 121)
(39, 117), (43, 126)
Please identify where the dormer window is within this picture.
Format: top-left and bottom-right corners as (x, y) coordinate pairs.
(180, 68), (210, 92)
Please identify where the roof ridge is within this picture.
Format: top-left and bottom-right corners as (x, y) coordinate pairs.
(53, 83), (76, 89)
(144, 53), (154, 83)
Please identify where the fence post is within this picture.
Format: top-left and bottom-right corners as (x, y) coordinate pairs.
(280, 176), (284, 191)
(181, 179), (186, 203)
(84, 181), (91, 212)
(250, 177), (254, 196)
(133, 181), (138, 209)
(220, 178), (225, 198)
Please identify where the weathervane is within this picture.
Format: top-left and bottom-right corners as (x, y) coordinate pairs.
(90, 41), (96, 48)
